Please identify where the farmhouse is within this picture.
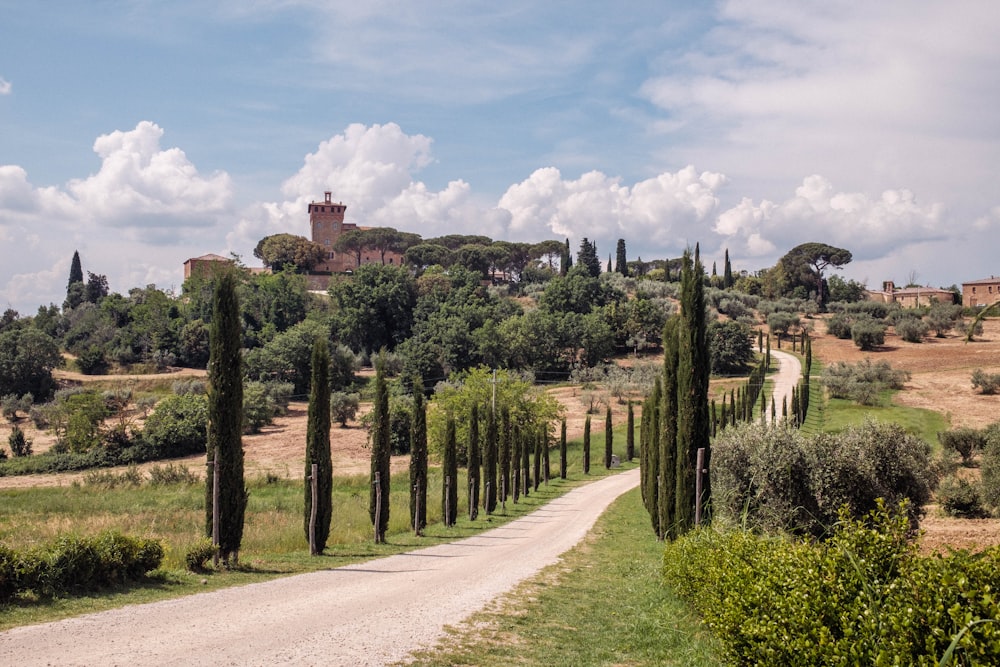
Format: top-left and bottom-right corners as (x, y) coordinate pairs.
(963, 276), (1000, 308)
(866, 281), (956, 308)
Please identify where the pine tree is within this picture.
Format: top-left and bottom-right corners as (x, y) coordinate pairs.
(304, 338), (332, 554)
(467, 404), (480, 521)
(206, 270), (246, 565)
(583, 414), (591, 474)
(559, 417), (567, 479)
(443, 417), (458, 526)
(409, 376), (428, 533)
(604, 405), (613, 469)
(483, 404), (497, 514)
(625, 401), (635, 461)
(370, 351), (392, 542)
(615, 239), (628, 275)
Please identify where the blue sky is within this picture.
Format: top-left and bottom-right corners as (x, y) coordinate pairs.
(2, 1), (999, 313)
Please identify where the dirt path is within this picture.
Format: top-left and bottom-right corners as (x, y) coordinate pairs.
(0, 469), (640, 666)
(767, 350), (802, 423)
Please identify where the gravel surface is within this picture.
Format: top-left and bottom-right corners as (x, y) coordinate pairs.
(766, 350), (802, 423)
(0, 469), (640, 667)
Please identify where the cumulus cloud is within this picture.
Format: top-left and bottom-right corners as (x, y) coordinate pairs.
(0, 77), (10, 95)
(499, 165), (726, 253)
(712, 175), (946, 261)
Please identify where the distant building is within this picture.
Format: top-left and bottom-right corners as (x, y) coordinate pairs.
(866, 281), (955, 308)
(309, 192), (403, 273)
(183, 253), (233, 280)
(963, 276), (1000, 308)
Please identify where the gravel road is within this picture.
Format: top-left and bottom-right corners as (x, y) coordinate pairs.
(766, 350), (802, 423)
(0, 469), (640, 667)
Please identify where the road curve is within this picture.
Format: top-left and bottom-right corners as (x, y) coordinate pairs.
(0, 469), (640, 667)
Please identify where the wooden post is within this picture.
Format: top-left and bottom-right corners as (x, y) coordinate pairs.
(413, 479), (421, 535)
(309, 463), (318, 555)
(695, 447), (705, 527)
(212, 446), (220, 568)
(484, 481), (491, 516)
(374, 471), (381, 543)
(445, 476), (451, 527)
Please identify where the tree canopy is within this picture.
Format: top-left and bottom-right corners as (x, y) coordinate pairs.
(776, 242), (852, 303)
(253, 234), (326, 273)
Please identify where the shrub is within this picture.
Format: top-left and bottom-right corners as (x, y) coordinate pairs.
(895, 317), (929, 343)
(243, 380), (277, 434)
(822, 359), (909, 405)
(1, 392), (32, 421)
(8, 425), (32, 457)
(139, 393), (209, 458)
(972, 368), (1000, 395)
(851, 319), (886, 350)
(76, 345), (109, 375)
(330, 391), (360, 427)
(825, 312), (854, 339)
(185, 538), (217, 573)
(939, 427), (986, 466)
(937, 474), (987, 518)
(172, 379), (206, 395)
(148, 462), (198, 485)
(978, 427), (1000, 511)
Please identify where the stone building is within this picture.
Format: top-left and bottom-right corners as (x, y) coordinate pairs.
(309, 192), (403, 273)
(866, 281), (955, 308)
(963, 276), (1000, 308)
(183, 253), (233, 280)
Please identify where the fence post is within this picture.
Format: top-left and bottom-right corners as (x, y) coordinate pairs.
(212, 446), (220, 568)
(413, 479), (421, 536)
(695, 447), (705, 527)
(374, 471), (381, 543)
(309, 463), (318, 555)
(444, 476), (450, 527)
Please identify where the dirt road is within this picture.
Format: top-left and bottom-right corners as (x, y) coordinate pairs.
(0, 469), (640, 666)
(767, 350), (802, 423)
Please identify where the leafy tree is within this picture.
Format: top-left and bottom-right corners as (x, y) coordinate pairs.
(254, 234), (325, 273)
(708, 320), (755, 375)
(330, 264), (416, 353)
(425, 234), (492, 250)
(532, 239), (565, 270)
(409, 376), (428, 533)
(206, 270), (247, 566)
(615, 239), (628, 275)
(85, 271), (110, 304)
(243, 319), (328, 394)
(140, 393), (208, 458)
(330, 391), (360, 427)
(370, 352), (391, 543)
(332, 229), (366, 268)
(304, 338), (332, 554)
(361, 227), (416, 265)
(452, 244), (491, 278)
(826, 275), (867, 303)
(0, 327), (61, 400)
(777, 242), (853, 304)
(405, 243), (452, 271)
(852, 320), (886, 351)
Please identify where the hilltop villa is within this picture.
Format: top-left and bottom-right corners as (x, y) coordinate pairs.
(963, 276), (1000, 308)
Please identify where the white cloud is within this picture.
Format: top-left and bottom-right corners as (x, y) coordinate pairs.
(0, 77), (10, 95)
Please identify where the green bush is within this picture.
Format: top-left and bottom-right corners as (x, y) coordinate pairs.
(330, 391), (360, 427)
(825, 312), (854, 339)
(185, 538), (217, 573)
(939, 427), (986, 466)
(895, 317), (929, 343)
(978, 427), (1000, 512)
(140, 392), (208, 458)
(972, 368), (1000, 395)
(148, 462), (198, 485)
(663, 502), (1000, 665)
(8, 424), (32, 457)
(711, 421), (932, 536)
(851, 319), (886, 350)
(822, 358), (909, 405)
(937, 474), (987, 518)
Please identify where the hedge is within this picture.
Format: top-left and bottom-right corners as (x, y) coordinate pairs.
(0, 531), (163, 602)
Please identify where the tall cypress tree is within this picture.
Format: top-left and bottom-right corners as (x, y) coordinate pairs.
(206, 269), (246, 565)
(409, 376), (428, 533)
(560, 238), (571, 276)
(304, 337), (332, 554)
(512, 422), (521, 503)
(723, 248), (734, 288)
(370, 351), (391, 542)
(625, 401), (635, 461)
(533, 428), (542, 492)
(521, 425), (531, 496)
(542, 425), (550, 483)
(483, 404), (497, 514)
(583, 414), (591, 474)
(604, 405), (613, 469)
(68, 250), (84, 289)
(500, 406), (512, 502)
(559, 417), (567, 479)
(615, 238), (628, 275)
(646, 376), (662, 534)
(674, 246), (711, 533)
(443, 417), (458, 526)
(467, 404), (480, 521)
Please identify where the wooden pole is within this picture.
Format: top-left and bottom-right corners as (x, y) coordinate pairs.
(212, 446), (220, 568)
(695, 447), (705, 527)
(445, 476), (451, 527)
(309, 463), (318, 555)
(414, 479), (421, 536)
(374, 471), (381, 543)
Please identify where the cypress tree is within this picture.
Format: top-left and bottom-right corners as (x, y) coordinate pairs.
(674, 246), (711, 533)
(443, 417), (458, 526)
(542, 425), (550, 484)
(559, 417), (567, 479)
(409, 376), (428, 533)
(468, 404), (480, 521)
(304, 337), (332, 554)
(483, 404), (497, 514)
(370, 351), (391, 543)
(560, 238), (571, 276)
(521, 425), (531, 496)
(583, 414), (591, 474)
(206, 270), (246, 565)
(723, 248), (733, 288)
(615, 238), (628, 275)
(661, 316), (679, 540)
(512, 422), (521, 503)
(782, 395), (788, 421)
(771, 396), (777, 422)
(607, 254), (613, 273)
(646, 376), (662, 535)
(639, 394), (651, 510)
(625, 401), (635, 461)
(604, 405), (613, 469)
(500, 406), (512, 502)
(68, 250), (84, 289)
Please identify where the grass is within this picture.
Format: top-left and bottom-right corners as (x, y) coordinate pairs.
(402, 486), (721, 667)
(0, 425), (638, 630)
